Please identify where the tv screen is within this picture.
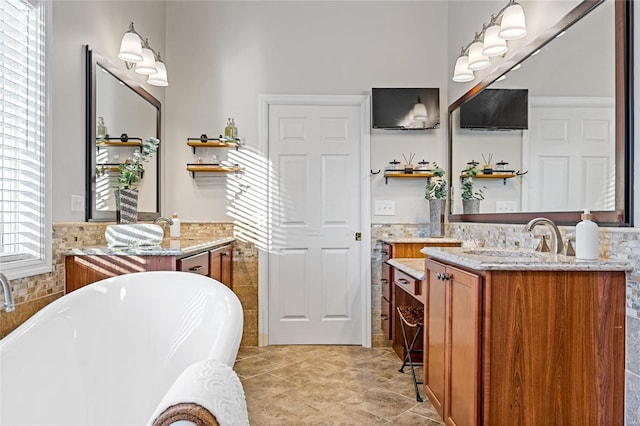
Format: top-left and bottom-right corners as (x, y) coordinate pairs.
(460, 88), (528, 130)
(372, 88), (440, 130)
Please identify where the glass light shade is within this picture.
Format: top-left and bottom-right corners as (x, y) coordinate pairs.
(452, 56), (474, 82)
(148, 62), (169, 86)
(413, 102), (427, 121)
(135, 48), (158, 75)
(499, 3), (527, 40)
(483, 25), (508, 56)
(118, 32), (143, 62)
(468, 41), (490, 71)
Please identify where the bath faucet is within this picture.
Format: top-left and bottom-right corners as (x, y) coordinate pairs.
(525, 217), (564, 254)
(154, 216), (174, 226)
(0, 272), (15, 313)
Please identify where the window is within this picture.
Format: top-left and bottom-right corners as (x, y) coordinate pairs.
(0, 0), (51, 279)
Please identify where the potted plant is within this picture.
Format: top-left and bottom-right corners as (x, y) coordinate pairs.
(425, 163), (447, 237)
(461, 165), (485, 214)
(115, 137), (160, 223)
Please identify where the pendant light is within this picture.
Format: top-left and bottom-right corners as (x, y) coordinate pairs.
(413, 97), (428, 122)
(468, 40), (490, 71)
(118, 23), (143, 62)
(499, 2), (527, 40)
(483, 24), (508, 56)
(452, 55), (474, 83)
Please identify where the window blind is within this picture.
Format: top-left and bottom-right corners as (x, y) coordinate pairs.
(0, 0), (50, 278)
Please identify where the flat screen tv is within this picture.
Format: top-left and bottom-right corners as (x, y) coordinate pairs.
(372, 88), (440, 130)
(460, 88), (528, 130)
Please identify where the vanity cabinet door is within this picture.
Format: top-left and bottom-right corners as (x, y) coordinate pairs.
(209, 244), (233, 288)
(425, 260), (447, 418)
(425, 259), (481, 426)
(178, 252), (209, 276)
(445, 264), (481, 426)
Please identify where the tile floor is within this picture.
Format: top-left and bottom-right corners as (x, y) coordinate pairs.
(234, 345), (444, 425)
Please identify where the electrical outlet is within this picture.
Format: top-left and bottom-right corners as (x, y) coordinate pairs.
(71, 195), (85, 212)
(374, 200), (395, 216)
(496, 201), (517, 212)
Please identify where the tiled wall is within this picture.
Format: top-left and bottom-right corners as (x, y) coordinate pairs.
(0, 222), (259, 346)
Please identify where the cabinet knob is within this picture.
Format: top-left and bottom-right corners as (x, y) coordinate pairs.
(443, 273), (451, 280)
(398, 278), (409, 284)
(436, 272), (443, 280)
(221, 252), (229, 256)
(189, 265), (204, 271)
(381, 278), (388, 284)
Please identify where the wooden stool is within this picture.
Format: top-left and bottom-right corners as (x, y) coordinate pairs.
(397, 305), (424, 402)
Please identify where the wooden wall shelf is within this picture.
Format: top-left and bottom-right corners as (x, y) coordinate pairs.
(187, 139), (241, 153)
(460, 171), (518, 185)
(186, 164), (242, 178)
(383, 171), (433, 184)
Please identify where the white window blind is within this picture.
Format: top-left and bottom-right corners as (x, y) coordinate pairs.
(1, 0), (50, 279)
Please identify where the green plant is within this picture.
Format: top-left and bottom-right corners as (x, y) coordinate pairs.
(425, 163), (447, 200)
(116, 137), (160, 190)
(461, 165), (485, 200)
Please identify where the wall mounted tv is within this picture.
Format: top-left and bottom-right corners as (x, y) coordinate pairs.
(372, 88), (440, 130)
(460, 88), (528, 130)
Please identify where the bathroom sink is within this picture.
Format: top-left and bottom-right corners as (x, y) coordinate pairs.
(462, 248), (546, 259)
(105, 224), (164, 247)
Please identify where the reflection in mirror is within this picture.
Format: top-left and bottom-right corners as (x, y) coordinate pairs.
(448, 0), (631, 226)
(85, 47), (161, 221)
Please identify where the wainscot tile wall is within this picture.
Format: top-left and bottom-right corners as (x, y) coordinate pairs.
(0, 222), (259, 346)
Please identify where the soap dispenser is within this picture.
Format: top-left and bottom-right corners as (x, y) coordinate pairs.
(575, 209), (599, 260)
(170, 212), (181, 238)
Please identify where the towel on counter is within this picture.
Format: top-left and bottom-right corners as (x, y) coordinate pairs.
(149, 359), (249, 426)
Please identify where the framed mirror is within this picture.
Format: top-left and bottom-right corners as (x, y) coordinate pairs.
(85, 46), (161, 221)
(448, 0), (632, 226)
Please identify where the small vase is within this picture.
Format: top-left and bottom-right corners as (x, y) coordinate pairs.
(462, 199), (481, 214)
(114, 189), (138, 224)
(429, 199), (445, 237)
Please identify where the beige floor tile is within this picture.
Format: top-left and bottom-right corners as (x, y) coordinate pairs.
(343, 388), (419, 421)
(234, 355), (283, 379)
(385, 411), (444, 425)
(240, 372), (297, 401)
(409, 401), (444, 423)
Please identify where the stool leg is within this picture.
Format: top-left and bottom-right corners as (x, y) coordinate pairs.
(398, 318), (423, 402)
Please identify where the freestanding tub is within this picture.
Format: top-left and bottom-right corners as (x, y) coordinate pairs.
(0, 271), (244, 425)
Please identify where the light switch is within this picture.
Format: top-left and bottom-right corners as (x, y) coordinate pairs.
(374, 200), (395, 216)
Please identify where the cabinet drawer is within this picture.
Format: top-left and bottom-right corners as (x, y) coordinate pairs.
(394, 269), (419, 296)
(381, 297), (391, 339)
(177, 252), (209, 276)
(382, 261), (392, 300)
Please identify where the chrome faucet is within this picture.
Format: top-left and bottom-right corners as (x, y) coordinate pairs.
(525, 217), (564, 254)
(154, 216), (174, 226)
(0, 272), (15, 313)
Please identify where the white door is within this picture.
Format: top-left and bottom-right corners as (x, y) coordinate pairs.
(267, 102), (363, 345)
(523, 98), (615, 212)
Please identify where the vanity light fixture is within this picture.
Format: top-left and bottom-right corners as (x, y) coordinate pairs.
(452, 53), (474, 82)
(412, 97), (428, 122)
(468, 38), (491, 71)
(117, 22), (169, 86)
(451, 0), (527, 83)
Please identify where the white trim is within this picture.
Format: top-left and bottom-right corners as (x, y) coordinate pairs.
(257, 94), (372, 347)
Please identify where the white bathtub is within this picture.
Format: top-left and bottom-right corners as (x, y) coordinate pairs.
(0, 271), (244, 425)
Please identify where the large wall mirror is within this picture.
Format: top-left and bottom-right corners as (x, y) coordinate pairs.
(448, 0), (632, 226)
(85, 46), (161, 221)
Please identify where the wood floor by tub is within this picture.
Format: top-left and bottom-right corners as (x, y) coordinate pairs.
(235, 345), (443, 425)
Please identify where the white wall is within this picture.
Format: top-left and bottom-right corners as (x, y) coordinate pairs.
(164, 1), (448, 224)
(51, 1), (166, 221)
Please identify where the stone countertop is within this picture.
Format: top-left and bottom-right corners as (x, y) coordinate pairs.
(421, 247), (632, 272)
(67, 237), (235, 257)
(379, 237), (461, 245)
(386, 258), (425, 280)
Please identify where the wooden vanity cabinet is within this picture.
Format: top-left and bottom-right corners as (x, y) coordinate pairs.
(424, 258), (626, 425)
(209, 244), (233, 288)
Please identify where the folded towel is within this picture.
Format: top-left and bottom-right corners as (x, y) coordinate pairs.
(149, 359), (249, 426)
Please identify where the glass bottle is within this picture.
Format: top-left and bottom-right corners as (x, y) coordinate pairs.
(96, 117), (107, 140)
(224, 118), (233, 141)
(231, 118), (238, 140)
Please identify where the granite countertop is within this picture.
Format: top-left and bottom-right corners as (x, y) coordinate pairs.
(386, 258), (425, 280)
(421, 247), (632, 272)
(379, 237), (461, 245)
(67, 237), (235, 257)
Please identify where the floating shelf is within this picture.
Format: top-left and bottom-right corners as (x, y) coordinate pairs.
(187, 139), (241, 153)
(96, 140), (142, 151)
(460, 171), (519, 185)
(383, 170), (433, 184)
(186, 164), (242, 178)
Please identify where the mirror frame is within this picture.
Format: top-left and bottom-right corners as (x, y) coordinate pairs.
(85, 46), (161, 222)
(447, 0), (633, 227)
